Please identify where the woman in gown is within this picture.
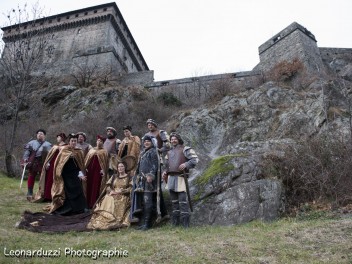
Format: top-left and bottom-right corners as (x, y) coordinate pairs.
(49, 133), (87, 215)
(87, 161), (132, 230)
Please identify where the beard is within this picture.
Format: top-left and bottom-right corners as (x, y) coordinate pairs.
(107, 134), (115, 139)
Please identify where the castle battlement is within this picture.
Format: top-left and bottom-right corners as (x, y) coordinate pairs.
(258, 22), (316, 55)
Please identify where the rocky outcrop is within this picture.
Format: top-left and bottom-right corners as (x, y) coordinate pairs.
(169, 79), (352, 226)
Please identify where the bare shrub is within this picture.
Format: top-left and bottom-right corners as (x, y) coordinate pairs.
(262, 133), (352, 212)
(71, 57), (119, 88)
(268, 58), (304, 83)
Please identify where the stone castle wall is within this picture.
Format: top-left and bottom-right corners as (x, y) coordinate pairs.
(319, 47), (352, 63)
(258, 22), (324, 74)
(1, 3), (148, 78)
(145, 71), (263, 104)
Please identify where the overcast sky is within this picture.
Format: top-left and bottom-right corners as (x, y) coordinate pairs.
(1, 0), (351, 81)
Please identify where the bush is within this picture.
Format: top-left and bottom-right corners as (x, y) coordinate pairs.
(157, 92), (182, 106)
(262, 133), (352, 212)
(268, 58), (304, 83)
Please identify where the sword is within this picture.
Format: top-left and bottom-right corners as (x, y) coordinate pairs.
(155, 151), (162, 223)
(20, 163), (27, 189)
(182, 170), (193, 212)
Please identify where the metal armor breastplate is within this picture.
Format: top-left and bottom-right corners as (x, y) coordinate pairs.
(168, 146), (187, 174)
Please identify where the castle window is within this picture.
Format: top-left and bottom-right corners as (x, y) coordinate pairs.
(57, 18), (61, 22)
(75, 14), (79, 17)
(40, 22), (43, 25)
(49, 19), (52, 23)
(94, 10), (97, 13)
(84, 12), (88, 15)
(103, 8), (107, 11)
(273, 36), (281, 42)
(46, 45), (55, 57)
(66, 16), (70, 19)
(24, 26), (27, 29)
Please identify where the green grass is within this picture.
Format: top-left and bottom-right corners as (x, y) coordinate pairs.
(0, 173), (351, 263)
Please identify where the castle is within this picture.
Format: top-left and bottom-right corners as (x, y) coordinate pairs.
(1, 2), (352, 90)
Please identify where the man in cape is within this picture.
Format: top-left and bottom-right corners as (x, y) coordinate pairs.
(33, 132), (67, 202)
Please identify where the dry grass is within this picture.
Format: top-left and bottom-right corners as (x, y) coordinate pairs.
(0, 173), (351, 263)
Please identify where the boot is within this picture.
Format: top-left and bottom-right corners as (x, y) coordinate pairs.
(171, 212), (180, 226)
(27, 188), (33, 201)
(181, 215), (190, 228)
(138, 211), (152, 231)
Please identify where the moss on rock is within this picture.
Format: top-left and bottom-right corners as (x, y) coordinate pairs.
(195, 155), (236, 185)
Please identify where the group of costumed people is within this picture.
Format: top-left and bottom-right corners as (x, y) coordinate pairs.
(17, 119), (198, 232)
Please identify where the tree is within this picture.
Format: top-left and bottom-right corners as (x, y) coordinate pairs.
(0, 3), (52, 177)
(71, 56), (118, 88)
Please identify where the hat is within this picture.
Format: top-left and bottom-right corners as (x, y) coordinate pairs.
(68, 133), (79, 139)
(36, 129), (46, 135)
(170, 132), (184, 145)
(146, 119), (158, 127)
(143, 135), (153, 142)
(96, 135), (107, 143)
(106, 127), (117, 136)
(123, 125), (132, 131)
(77, 132), (87, 141)
(56, 132), (67, 141)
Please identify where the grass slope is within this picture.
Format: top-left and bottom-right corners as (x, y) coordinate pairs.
(0, 173), (351, 263)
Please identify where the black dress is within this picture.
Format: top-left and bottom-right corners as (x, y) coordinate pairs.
(53, 157), (87, 215)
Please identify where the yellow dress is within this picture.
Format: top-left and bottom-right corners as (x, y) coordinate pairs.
(87, 174), (132, 230)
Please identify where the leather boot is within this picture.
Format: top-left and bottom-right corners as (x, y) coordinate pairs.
(27, 188), (33, 201)
(171, 211), (180, 226)
(138, 211), (152, 231)
(181, 215), (190, 228)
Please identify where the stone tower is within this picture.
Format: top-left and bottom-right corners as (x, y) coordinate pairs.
(258, 22), (324, 74)
(1, 2), (149, 78)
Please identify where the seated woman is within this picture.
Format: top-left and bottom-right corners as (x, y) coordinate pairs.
(49, 133), (87, 215)
(87, 161), (132, 230)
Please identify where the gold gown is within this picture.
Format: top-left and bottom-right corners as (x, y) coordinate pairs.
(87, 174), (132, 230)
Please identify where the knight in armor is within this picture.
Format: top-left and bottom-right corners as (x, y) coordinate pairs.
(132, 136), (160, 230)
(22, 129), (52, 201)
(103, 127), (121, 176)
(162, 132), (198, 228)
(143, 119), (170, 221)
(76, 132), (93, 158)
(143, 119), (170, 154)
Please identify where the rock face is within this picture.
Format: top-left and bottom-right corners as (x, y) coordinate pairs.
(168, 77), (352, 226)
